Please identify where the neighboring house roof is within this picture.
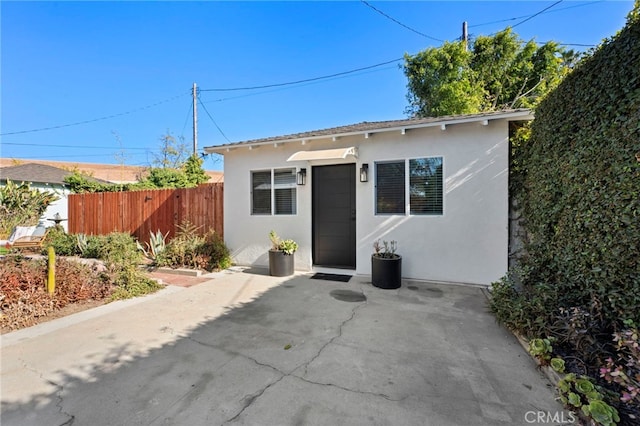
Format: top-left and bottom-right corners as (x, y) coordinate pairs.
(204, 109), (533, 153)
(0, 159), (224, 183)
(0, 163), (108, 186)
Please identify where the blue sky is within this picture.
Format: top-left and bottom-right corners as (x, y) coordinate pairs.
(1, 1), (634, 171)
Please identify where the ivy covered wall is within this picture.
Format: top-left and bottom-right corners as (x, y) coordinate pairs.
(516, 12), (640, 326)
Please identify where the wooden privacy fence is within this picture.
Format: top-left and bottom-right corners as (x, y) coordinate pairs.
(68, 183), (223, 244)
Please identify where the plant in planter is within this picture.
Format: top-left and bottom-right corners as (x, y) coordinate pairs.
(371, 239), (402, 289)
(268, 230), (298, 277)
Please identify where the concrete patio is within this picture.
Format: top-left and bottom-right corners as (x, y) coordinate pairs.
(1, 267), (567, 425)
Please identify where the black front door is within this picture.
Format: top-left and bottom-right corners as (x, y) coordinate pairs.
(312, 164), (356, 268)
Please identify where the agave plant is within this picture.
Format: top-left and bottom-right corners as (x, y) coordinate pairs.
(77, 233), (89, 255)
(137, 229), (169, 261)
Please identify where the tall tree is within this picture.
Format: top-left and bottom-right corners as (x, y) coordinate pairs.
(404, 28), (573, 117)
(152, 131), (188, 169)
(404, 41), (483, 118)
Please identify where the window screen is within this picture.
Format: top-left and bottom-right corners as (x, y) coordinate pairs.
(409, 157), (443, 215)
(375, 161), (405, 214)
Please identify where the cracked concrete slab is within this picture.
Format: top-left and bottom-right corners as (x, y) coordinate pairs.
(1, 269), (567, 425)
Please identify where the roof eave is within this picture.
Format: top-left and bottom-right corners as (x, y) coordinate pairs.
(204, 109), (533, 155)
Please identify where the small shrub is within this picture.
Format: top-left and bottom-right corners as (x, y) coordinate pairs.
(488, 273), (555, 338)
(199, 230), (232, 270)
(97, 232), (142, 266)
(43, 226), (79, 256)
(156, 221), (231, 271)
(82, 234), (105, 259)
(109, 265), (162, 300)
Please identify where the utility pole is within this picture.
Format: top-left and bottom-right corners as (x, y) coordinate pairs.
(192, 82), (198, 155)
(462, 21), (468, 51)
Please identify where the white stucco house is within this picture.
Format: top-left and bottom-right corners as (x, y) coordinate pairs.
(0, 163), (105, 233)
(204, 109), (533, 286)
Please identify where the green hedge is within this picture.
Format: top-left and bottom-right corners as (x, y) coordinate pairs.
(512, 13), (640, 329)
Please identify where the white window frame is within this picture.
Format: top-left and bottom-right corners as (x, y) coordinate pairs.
(374, 157), (444, 216)
(250, 168), (298, 216)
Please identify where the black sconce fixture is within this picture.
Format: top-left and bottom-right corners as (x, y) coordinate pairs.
(360, 163), (369, 182)
(297, 168), (307, 185)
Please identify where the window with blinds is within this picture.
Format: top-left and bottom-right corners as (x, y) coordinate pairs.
(375, 157), (444, 216)
(375, 161), (405, 214)
(251, 171), (271, 215)
(274, 168), (297, 215)
(251, 168), (297, 215)
(409, 157), (443, 215)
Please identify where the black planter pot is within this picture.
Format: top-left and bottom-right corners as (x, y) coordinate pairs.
(269, 250), (294, 277)
(371, 255), (402, 289)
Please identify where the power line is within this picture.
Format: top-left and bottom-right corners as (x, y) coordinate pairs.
(2, 153), (149, 160)
(359, 0), (444, 42)
(0, 91), (189, 136)
(197, 96), (231, 143)
(199, 58), (403, 92)
(511, 0), (564, 29)
(180, 100), (193, 138)
(200, 64), (399, 104)
(2, 142), (149, 150)
(469, 1), (604, 28)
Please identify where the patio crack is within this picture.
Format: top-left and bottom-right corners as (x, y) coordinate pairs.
(190, 287), (370, 423)
(222, 375), (286, 424)
(295, 375), (404, 402)
(19, 358), (75, 426)
(186, 336), (290, 425)
(185, 336), (289, 375)
(300, 290), (368, 378)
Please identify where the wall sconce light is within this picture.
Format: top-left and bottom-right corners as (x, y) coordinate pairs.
(297, 168), (307, 185)
(360, 163), (369, 182)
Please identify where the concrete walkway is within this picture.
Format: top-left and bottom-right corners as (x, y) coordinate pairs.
(1, 268), (567, 425)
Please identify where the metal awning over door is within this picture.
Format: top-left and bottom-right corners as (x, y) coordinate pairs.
(286, 147), (358, 162)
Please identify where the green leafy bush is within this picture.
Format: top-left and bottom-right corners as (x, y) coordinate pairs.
(0, 180), (59, 238)
(45, 230), (161, 300)
(198, 230), (232, 271)
(96, 232), (143, 266)
(512, 7), (640, 334)
(489, 273), (556, 338)
(109, 265), (162, 300)
(43, 226), (79, 256)
(491, 7), (640, 423)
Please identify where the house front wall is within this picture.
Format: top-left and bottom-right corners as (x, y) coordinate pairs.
(35, 183), (70, 232)
(222, 118), (511, 286)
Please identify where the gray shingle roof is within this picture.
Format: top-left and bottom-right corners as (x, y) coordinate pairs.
(204, 109), (532, 152)
(0, 163), (107, 185)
